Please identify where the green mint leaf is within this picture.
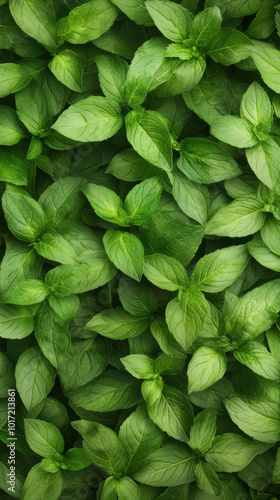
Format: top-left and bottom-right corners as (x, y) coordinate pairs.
(58, 337), (109, 391)
(51, 96), (123, 142)
(9, 0), (58, 52)
(154, 353), (186, 375)
(142, 380), (193, 443)
(194, 461), (221, 496)
(261, 216), (280, 256)
(2, 186), (47, 242)
(224, 395), (280, 443)
(26, 136), (42, 160)
(48, 294), (79, 324)
(189, 408), (217, 454)
(118, 278), (158, 316)
(0, 304), (34, 339)
(0, 149), (29, 186)
(207, 28), (252, 65)
(110, 0), (153, 25)
(132, 443), (197, 487)
(246, 138), (280, 189)
(178, 137), (241, 184)
(48, 49), (84, 93)
(166, 289), (217, 351)
(106, 148), (159, 181)
(62, 448), (92, 471)
(145, 0), (193, 42)
(57, 0), (118, 44)
(0, 62), (34, 98)
(125, 108), (172, 173)
(190, 244), (250, 292)
(121, 354), (156, 379)
(205, 197), (266, 237)
(1, 278), (49, 305)
(34, 229), (79, 265)
(210, 115), (258, 148)
(24, 419), (64, 458)
(144, 253), (188, 291)
(72, 420), (128, 475)
(81, 183), (129, 226)
(15, 79), (51, 137)
(224, 278), (280, 340)
(205, 433), (267, 473)
(248, 233), (280, 272)
(190, 6), (222, 50)
(21, 463), (62, 500)
(124, 177), (162, 225)
(95, 53), (128, 104)
(150, 317), (187, 358)
(187, 346), (227, 393)
(45, 259), (116, 296)
(103, 228), (144, 281)
(119, 405), (163, 473)
(15, 347), (56, 411)
(173, 171), (209, 224)
(0, 105), (26, 145)
(240, 81), (273, 129)
(38, 177), (86, 233)
(248, 45), (280, 93)
(86, 307), (150, 340)
(234, 341), (280, 380)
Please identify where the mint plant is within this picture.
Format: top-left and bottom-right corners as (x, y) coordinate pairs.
(1, 0), (280, 499)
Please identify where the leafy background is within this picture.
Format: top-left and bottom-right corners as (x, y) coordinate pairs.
(0, 0), (280, 498)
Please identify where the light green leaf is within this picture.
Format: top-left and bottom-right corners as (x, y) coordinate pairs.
(121, 354), (156, 379)
(2, 279), (49, 305)
(205, 197), (266, 237)
(224, 278), (280, 340)
(248, 233), (280, 272)
(95, 53), (128, 104)
(172, 171), (209, 224)
(51, 96), (123, 142)
(124, 177), (162, 225)
(0, 304), (34, 339)
(103, 228), (144, 281)
(246, 138), (280, 189)
(15, 347), (56, 411)
(261, 216), (280, 256)
(24, 419), (64, 458)
(125, 108), (172, 173)
(44, 259), (116, 296)
(110, 0), (153, 25)
(2, 187), (47, 242)
(205, 433), (267, 472)
(234, 341), (280, 380)
(132, 443), (197, 487)
(190, 244), (250, 292)
(178, 137), (241, 184)
(72, 420), (128, 475)
(9, 0), (58, 52)
(210, 115), (257, 148)
(166, 289), (216, 350)
(48, 294), (79, 324)
(58, 337), (108, 391)
(106, 148), (159, 181)
(144, 253), (188, 291)
(207, 28), (252, 65)
(224, 395), (280, 443)
(187, 347), (227, 393)
(189, 408), (217, 454)
(0, 62), (34, 98)
(82, 183), (129, 226)
(190, 6), (222, 50)
(240, 81), (273, 128)
(0, 149), (29, 186)
(0, 105), (26, 145)
(21, 463), (62, 500)
(194, 462), (221, 496)
(118, 278), (158, 317)
(48, 49), (83, 92)
(57, 0), (119, 44)
(68, 369), (142, 411)
(150, 317), (187, 358)
(145, 0), (193, 42)
(15, 79), (50, 137)
(86, 307), (150, 340)
(119, 405), (163, 473)
(142, 380), (193, 443)
(34, 229), (79, 265)
(248, 45), (280, 93)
